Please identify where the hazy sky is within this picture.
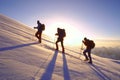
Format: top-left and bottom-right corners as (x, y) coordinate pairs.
(0, 0), (120, 40)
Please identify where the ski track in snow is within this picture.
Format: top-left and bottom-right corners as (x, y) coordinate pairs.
(89, 64), (110, 80)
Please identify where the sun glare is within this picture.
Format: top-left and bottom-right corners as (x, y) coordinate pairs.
(44, 17), (83, 46)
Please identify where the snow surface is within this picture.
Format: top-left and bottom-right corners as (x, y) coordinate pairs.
(0, 14), (120, 80)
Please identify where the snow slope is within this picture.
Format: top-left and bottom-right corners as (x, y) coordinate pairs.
(0, 14), (120, 80)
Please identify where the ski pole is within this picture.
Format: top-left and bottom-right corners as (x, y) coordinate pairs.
(79, 43), (84, 58)
(53, 35), (56, 49)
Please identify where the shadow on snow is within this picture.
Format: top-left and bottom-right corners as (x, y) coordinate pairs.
(0, 42), (38, 51)
(62, 53), (71, 80)
(40, 50), (71, 80)
(89, 64), (111, 80)
(40, 50), (58, 80)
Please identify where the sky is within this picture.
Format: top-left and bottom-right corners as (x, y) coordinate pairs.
(0, 0), (120, 44)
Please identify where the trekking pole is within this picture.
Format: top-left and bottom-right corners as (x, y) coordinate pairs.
(53, 35), (56, 49)
(79, 43), (84, 58)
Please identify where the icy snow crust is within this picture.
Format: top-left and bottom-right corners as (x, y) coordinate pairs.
(0, 14), (120, 80)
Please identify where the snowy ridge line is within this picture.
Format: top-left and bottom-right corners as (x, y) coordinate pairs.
(89, 64), (111, 80)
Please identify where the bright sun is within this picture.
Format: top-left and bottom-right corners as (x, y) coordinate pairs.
(43, 17), (84, 47)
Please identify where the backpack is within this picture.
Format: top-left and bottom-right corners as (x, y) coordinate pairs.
(89, 40), (95, 49)
(41, 24), (45, 31)
(58, 28), (66, 37)
(62, 29), (66, 37)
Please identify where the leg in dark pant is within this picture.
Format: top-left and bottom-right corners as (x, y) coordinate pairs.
(61, 41), (65, 53)
(38, 32), (42, 43)
(55, 38), (64, 53)
(55, 40), (59, 50)
(35, 31), (42, 43)
(83, 50), (89, 60)
(35, 31), (39, 39)
(88, 52), (92, 63)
